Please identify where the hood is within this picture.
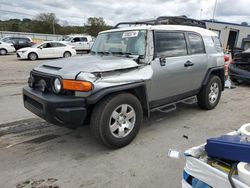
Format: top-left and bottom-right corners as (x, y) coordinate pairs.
(34, 55), (139, 79)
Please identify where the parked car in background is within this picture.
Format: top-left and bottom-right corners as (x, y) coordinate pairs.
(1, 36), (34, 50)
(229, 49), (250, 83)
(0, 41), (16, 55)
(17, 41), (76, 60)
(62, 35), (94, 52)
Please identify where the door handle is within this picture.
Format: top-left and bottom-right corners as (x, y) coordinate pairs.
(184, 61), (194, 67)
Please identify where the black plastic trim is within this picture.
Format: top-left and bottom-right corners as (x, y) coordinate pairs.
(149, 89), (199, 109)
(86, 82), (145, 105)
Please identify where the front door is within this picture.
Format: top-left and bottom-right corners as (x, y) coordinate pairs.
(149, 31), (207, 108)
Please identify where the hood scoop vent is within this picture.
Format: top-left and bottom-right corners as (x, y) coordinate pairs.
(42, 65), (62, 70)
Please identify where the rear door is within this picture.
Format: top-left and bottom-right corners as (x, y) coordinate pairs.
(80, 37), (89, 50)
(149, 31), (206, 107)
(184, 32), (207, 90)
(51, 42), (67, 57)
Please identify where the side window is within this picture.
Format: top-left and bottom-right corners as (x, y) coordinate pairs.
(51, 42), (66, 47)
(72, 37), (80, 42)
(211, 36), (223, 53)
(18, 39), (27, 44)
(155, 32), (187, 57)
(80, 37), (88, 42)
(41, 43), (52, 48)
(187, 33), (205, 54)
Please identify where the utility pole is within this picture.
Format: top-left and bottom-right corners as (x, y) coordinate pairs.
(200, 9), (203, 20)
(212, 0), (218, 22)
(52, 19), (55, 34)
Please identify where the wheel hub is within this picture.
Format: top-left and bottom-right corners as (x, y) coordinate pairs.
(109, 104), (136, 138)
(209, 82), (219, 104)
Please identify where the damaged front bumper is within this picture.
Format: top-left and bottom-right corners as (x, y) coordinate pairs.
(23, 86), (87, 128)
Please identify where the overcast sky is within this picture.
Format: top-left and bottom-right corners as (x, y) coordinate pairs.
(0, 0), (250, 26)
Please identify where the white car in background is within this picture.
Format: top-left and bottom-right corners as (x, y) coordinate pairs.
(16, 41), (77, 60)
(62, 35), (94, 52)
(0, 41), (16, 55)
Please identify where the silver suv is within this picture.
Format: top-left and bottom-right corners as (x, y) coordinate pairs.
(23, 24), (225, 148)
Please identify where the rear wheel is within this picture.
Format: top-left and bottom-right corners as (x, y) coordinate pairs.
(198, 75), (222, 110)
(0, 48), (7, 55)
(90, 93), (143, 148)
(28, 52), (38, 61)
(63, 51), (71, 58)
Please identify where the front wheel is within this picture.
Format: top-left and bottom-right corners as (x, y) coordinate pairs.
(0, 49), (7, 55)
(90, 93), (143, 148)
(28, 52), (38, 61)
(197, 75), (222, 110)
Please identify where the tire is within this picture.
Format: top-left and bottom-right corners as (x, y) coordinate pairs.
(63, 51), (71, 58)
(28, 52), (38, 61)
(197, 75), (222, 110)
(0, 48), (7, 55)
(90, 93), (143, 148)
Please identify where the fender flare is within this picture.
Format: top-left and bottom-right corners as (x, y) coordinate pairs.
(86, 82), (146, 105)
(202, 66), (225, 90)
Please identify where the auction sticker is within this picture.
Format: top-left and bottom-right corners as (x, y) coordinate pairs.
(122, 31), (139, 38)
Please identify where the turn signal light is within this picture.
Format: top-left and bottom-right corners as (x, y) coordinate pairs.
(63, 80), (93, 91)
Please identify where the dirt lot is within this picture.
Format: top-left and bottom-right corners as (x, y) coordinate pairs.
(0, 54), (250, 188)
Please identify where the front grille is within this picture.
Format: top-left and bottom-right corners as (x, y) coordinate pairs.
(30, 70), (74, 95)
(31, 71), (54, 93)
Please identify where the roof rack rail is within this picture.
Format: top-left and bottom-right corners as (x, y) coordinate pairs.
(114, 16), (206, 29)
(114, 21), (155, 28)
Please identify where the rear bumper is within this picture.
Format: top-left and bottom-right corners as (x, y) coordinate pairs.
(23, 86), (87, 127)
(229, 64), (250, 82)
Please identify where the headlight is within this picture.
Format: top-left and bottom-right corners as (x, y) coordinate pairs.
(54, 78), (62, 93)
(18, 50), (27, 53)
(77, 72), (97, 82)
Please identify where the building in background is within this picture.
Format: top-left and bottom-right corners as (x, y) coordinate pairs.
(204, 20), (250, 51)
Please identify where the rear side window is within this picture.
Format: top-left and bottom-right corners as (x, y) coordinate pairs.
(51, 42), (66, 47)
(187, 33), (205, 54)
(211, 36), (223, 53)
(155, 32), (187, 57)
(80, 37), (87, 42)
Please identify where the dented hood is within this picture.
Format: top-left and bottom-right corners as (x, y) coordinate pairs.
(34, 55), (139, 79)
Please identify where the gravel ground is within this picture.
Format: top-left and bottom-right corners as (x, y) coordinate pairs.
(0, 54), (249, 188)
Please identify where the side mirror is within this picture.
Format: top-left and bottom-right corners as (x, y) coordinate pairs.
(39, 46), (43, 49)
(159, 56), (166, 66)
(71, 40), (75, 43)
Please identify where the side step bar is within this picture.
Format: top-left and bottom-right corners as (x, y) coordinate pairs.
(151, 96), (197, 113)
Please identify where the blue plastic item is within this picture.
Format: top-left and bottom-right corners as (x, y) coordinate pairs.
(205, 135), (250, 163)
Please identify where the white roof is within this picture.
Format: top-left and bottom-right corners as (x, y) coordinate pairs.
(100, 25), (217, 37)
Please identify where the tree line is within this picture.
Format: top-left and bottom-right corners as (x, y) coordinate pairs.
(0, 13), (113, 37)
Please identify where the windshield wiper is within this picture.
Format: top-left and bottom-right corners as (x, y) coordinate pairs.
(110, 51), (133, 57)
(91, 51), (110, 55)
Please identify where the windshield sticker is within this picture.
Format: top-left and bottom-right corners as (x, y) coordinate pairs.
(122, 31), (139, 38)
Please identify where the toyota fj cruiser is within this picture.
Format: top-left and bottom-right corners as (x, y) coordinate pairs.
(23, 18), (225, 148)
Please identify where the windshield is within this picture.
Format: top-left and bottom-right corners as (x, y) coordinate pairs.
(91, 30), (146, 56)
(64, 37), (73, 42)
(32, 42), (43, 48)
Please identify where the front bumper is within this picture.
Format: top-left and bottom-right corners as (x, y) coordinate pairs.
(16, 52), (27, 59)
(23, 86), (87, 127)
(229, 64), (250, 82)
